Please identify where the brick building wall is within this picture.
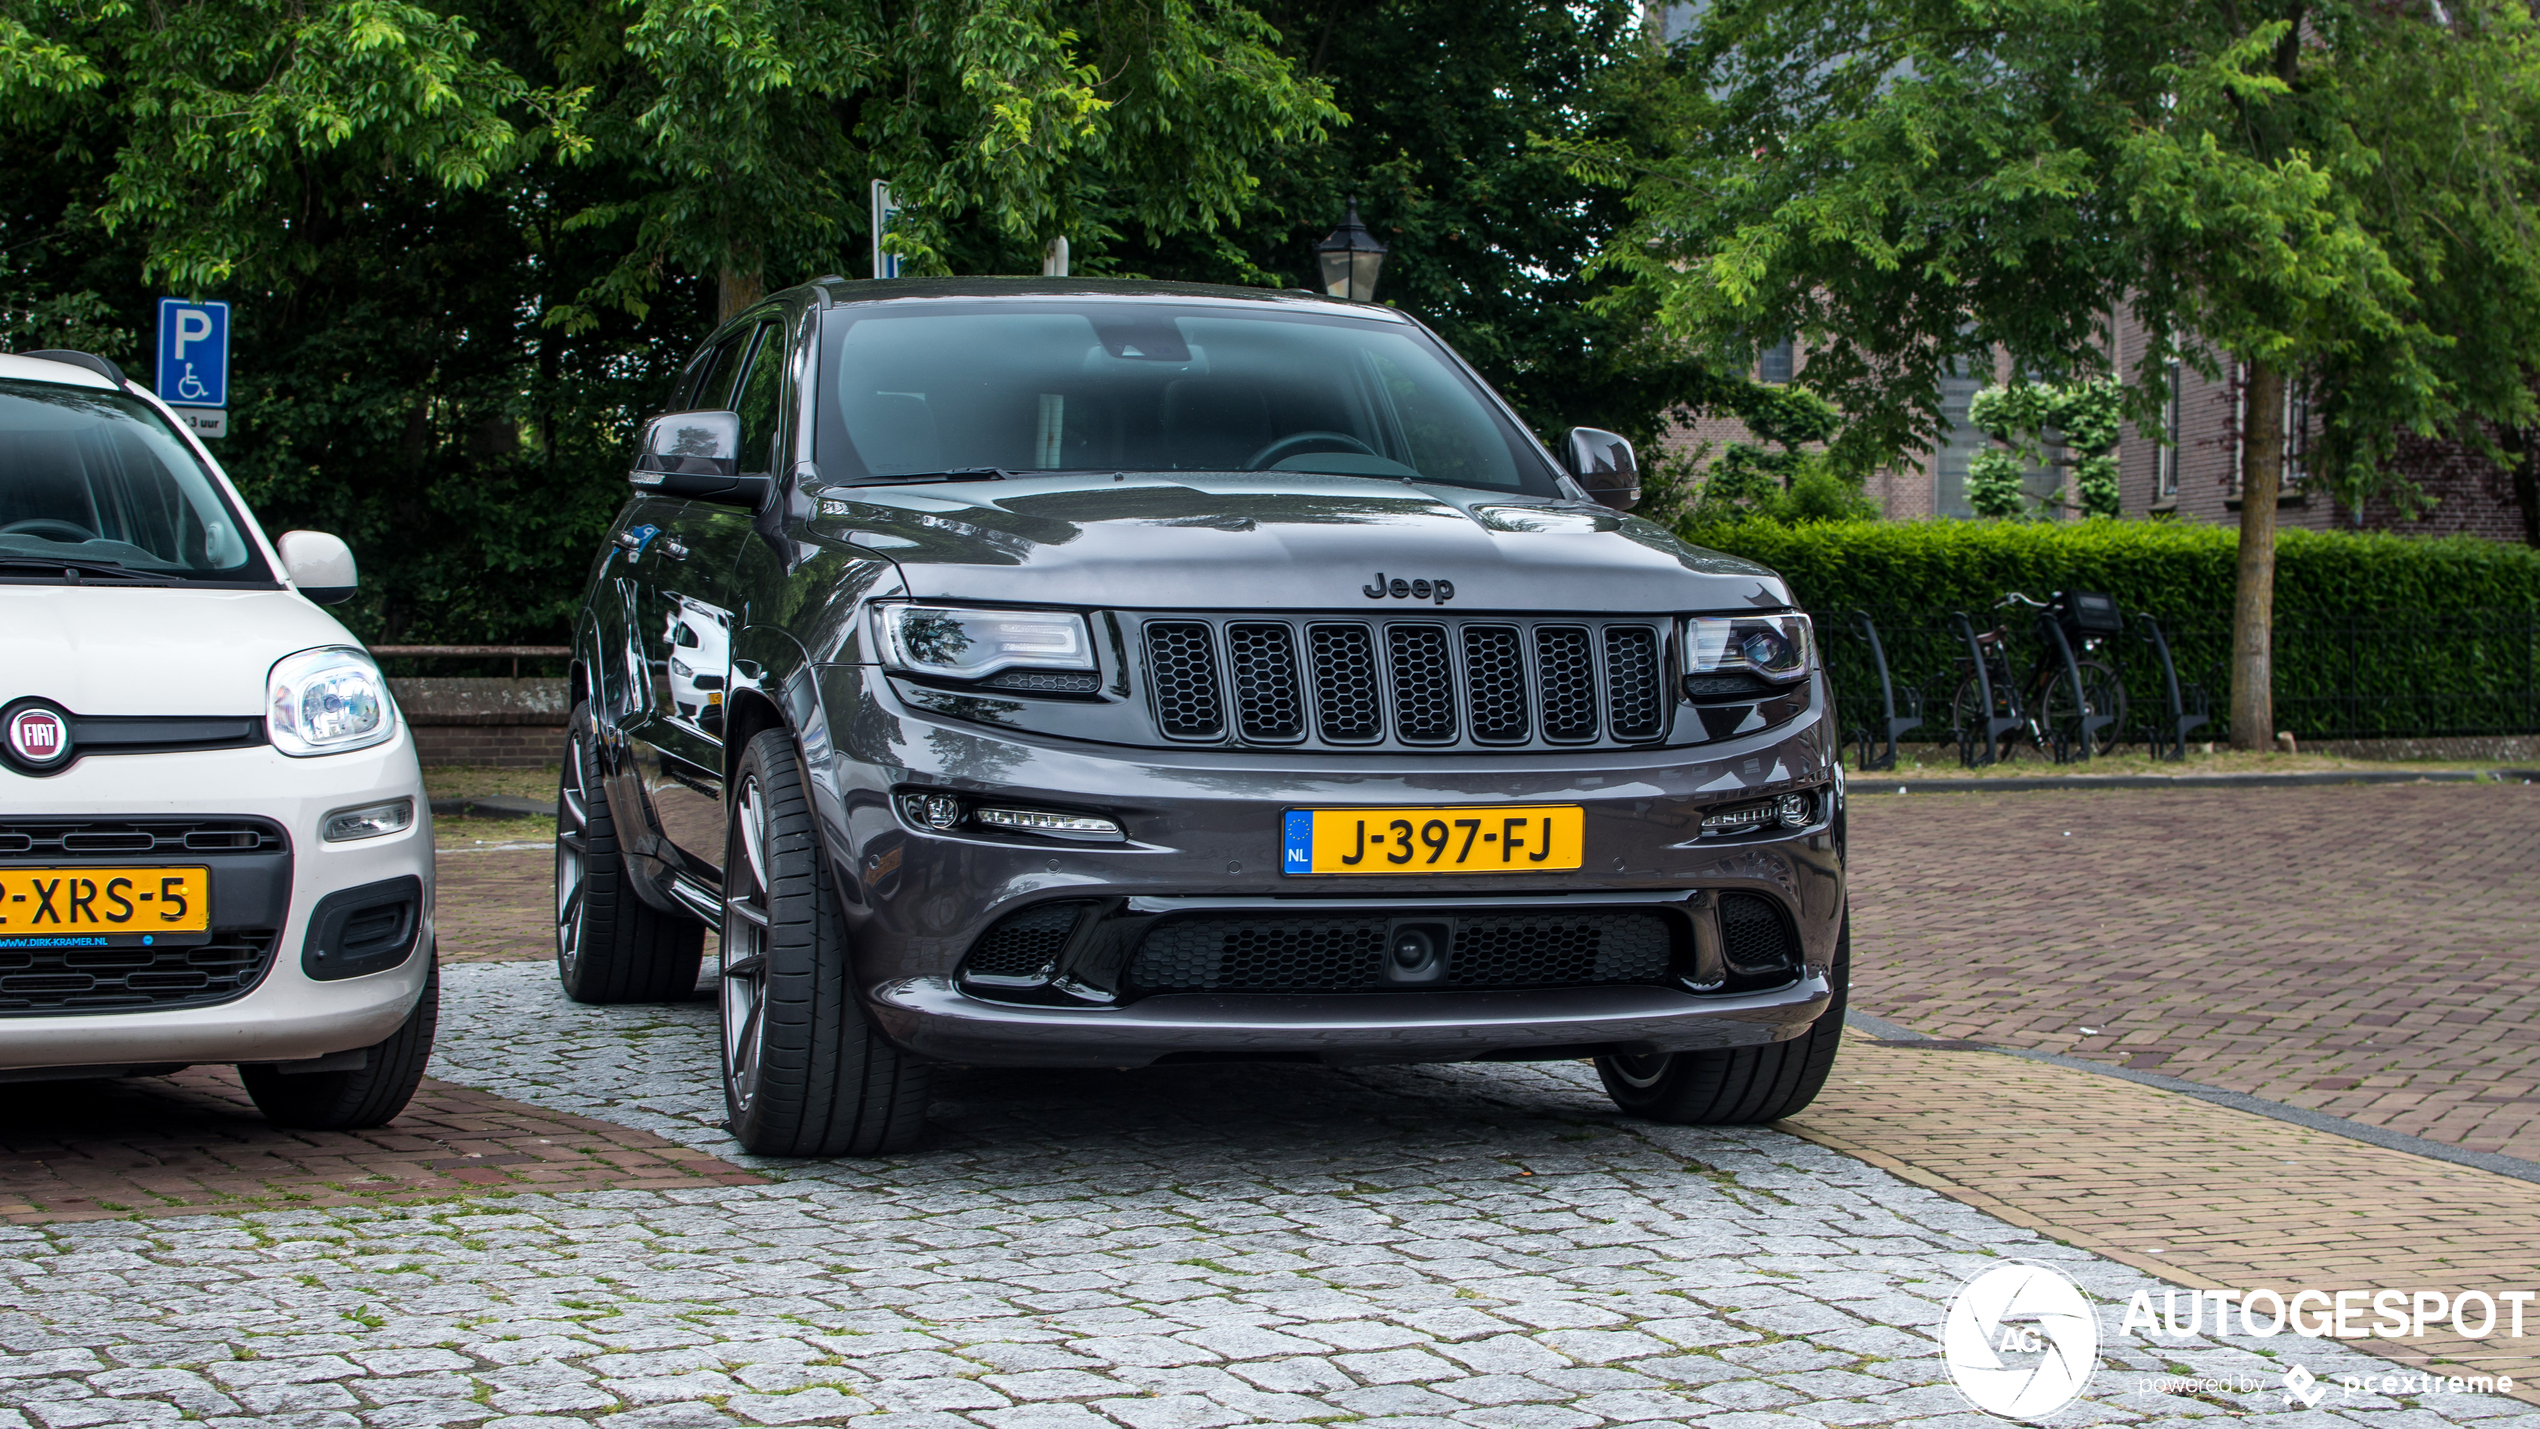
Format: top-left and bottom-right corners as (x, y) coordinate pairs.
(2107, 307), (2537, 542)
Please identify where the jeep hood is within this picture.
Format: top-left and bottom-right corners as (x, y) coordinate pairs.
(811, 473), (1793, 612)
(0, 586), (360, 716)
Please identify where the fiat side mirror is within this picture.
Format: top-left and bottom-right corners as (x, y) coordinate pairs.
(630, 410), (769, 506)
(277, 530), (358, 605)
(1565, 427), (1640, 511)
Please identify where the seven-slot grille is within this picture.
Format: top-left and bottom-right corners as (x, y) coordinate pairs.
(1143, 616), (1669, 749)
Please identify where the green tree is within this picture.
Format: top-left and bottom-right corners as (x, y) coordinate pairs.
(1565, 0), (2540, 747)
(1965, 379), (2124, 520)
(0, 0), (1342, 640)
(1108, 0), (1733, 450)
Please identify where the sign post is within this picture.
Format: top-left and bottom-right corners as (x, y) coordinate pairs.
(155, 298), (230, 439)
(870, 180), (901, 281)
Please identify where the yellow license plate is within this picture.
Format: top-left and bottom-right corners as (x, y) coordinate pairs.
(1282, 806), (1584, 875)
(0, 866), (211, 940)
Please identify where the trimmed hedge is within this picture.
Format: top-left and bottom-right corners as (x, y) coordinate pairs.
(1677, 519), (2540, 742)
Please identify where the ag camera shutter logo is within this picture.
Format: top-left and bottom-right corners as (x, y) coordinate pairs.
(1942, 1261), (2100, 1420)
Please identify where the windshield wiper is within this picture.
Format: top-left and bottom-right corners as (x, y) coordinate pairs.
(858, 467), (1021, 484)
(0, 556), (182, 586)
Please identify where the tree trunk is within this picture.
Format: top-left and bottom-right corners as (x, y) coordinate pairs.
(2231, 360), (2285, 749)
(718, 260), (765, 326)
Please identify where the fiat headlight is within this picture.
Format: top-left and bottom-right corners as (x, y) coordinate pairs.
(1683, 612), (1814, 684)
(874, 603), (1095, 682)
(267, 646), (395, 756)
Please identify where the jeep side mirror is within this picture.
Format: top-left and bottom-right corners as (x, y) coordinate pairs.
(630, 410), (769, 506)
(277, 530), (358, 605)
(1565, 427), (1640, 511)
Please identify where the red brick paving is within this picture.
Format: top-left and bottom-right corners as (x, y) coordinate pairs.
(0, 1066), (761, 1224)
(1848, 783), (2540, 1160)
(435, 847), (559, 965)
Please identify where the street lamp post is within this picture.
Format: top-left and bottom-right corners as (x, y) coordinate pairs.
(1313, 199), (1388, 302)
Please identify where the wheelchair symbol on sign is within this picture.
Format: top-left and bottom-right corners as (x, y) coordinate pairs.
(176, 367), (209, 401)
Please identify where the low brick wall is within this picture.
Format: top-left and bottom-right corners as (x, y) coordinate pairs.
(392, 677), (569, 769)
(1874, 734), (2538, 764)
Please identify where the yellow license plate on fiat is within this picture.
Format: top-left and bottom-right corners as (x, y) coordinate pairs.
(0, 866), (211, 943)
(1281, 806), (1584, 875)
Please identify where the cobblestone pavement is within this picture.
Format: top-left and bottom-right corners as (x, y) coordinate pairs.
(1787, 1037), (2540, 1398)
(1846, 784), (2540, 1159)
(437, 784), (2540, 1156)
(3, 960), (2528, 1429)
(0, 1065), (762, 1227)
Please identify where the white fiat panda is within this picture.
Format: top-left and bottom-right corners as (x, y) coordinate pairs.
(0, 348), (435, 1128)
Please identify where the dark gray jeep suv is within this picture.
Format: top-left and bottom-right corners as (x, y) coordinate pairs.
(561, 277), (1848, 1156)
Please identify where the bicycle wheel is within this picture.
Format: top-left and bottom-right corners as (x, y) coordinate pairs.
(1950, 671), (2017, 762)
(2038, 660), (2128, 757)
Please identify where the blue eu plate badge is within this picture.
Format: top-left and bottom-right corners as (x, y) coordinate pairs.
(1282, 810), (1313, 874)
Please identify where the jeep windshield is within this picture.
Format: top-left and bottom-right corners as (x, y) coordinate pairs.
(0, 379), (272, 582)
(814, 300), (1565, 497)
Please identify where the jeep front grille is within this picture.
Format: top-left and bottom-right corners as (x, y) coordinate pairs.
(1142, 616), (1670, 750)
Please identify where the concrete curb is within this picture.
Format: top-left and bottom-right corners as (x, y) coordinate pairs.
(430, 795), (559, 821)
(1852, 769), (2530, 794)
(1842, 1008), (2540, 1187)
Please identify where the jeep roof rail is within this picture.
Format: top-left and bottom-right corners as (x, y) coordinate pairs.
(15, 349), (128, 386)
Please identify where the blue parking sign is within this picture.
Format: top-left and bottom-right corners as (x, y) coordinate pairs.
(156, 298), (229, 408)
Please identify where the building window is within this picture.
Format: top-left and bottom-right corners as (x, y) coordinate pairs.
(2155, 361), (2181, 500)
(2232, 365), (2311, 491)
(1758, 338), (1795, 385)
(1934, 366), (1986, 519)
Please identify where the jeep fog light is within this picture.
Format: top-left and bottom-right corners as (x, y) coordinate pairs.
(974, 807), (1125, 843)
(323, 798), (415, 842)
(1773, 793), (1813, 828)
(907, 794), (964, 830)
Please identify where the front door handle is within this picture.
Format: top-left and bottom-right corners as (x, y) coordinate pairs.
(614, 531), (645, 553)
(661, 538), (691, 561)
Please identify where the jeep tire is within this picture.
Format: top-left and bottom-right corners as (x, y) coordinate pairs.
(1594, 904), (1848, 1124)
(719, 727), (931, 1157)
(555, 703), (703, 1003)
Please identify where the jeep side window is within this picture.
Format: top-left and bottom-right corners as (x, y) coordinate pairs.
(694, 332), (753, 412)
(730, 321), (786, 475)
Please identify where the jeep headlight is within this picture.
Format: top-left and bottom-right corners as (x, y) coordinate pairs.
(1683, 612), (1813, 684)
(875, 603), (1095, 682)
(267, 646), (395, 756)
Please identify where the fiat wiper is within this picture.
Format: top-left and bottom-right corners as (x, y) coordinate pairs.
(0, 556), (180, 585)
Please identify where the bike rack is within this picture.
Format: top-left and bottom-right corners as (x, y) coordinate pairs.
(2035, 613), (2114, 763)
(2131, 613), (2210, 760)
(1949, 611), (2021, 767)
(1847, 611), (1924, 771)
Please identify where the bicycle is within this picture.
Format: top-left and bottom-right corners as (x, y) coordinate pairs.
(1948, 591), (2129, 764)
